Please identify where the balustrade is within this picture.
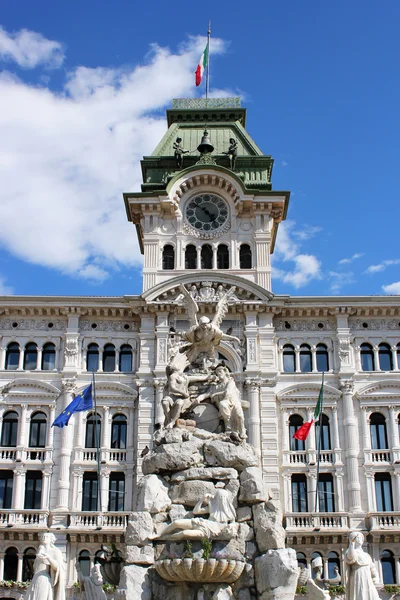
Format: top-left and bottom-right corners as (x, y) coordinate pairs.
(286, 513), (348, 530)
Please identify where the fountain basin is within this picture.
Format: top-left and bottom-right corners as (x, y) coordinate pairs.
(155, 557), (246, 583)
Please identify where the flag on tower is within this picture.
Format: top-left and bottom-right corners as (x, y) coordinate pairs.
(195, 40), (209, 87)
(52, 384), (93, 428)
(292, 381), (324, 441)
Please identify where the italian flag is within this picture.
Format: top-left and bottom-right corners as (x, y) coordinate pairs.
(195, 41), (209, 87)
(293, 378), (324, 441)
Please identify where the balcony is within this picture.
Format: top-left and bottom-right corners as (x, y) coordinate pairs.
(283, 450), (339, 466)
(364, 450), (393, 464)
(369, 512), (400, 529)
(74, 448), (128, 464)
(69, 511), (129, 529)
(0, 509), (49, 527)
(285, 513), (349, 532)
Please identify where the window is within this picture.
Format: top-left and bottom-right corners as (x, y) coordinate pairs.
(82, 472), (98, 511)
(375, 473), (393, 512)
(315, 414), (331, 450)
(1, 411), (18, 447)
(381, 550), (396, 584)
(78, 550), (91, 578)
(217, 245), (229, 269)
(397, 343), (400, 369)
(42, 343), (56, 370)
(162, 245), (175, 270)
(5, 342), (19, 370)
(24, 342), (37, 370)
(361, 343), (374, 371)
(29, 412), (47, 448)
(317, 474), (335, 512)
(0, 471), (13, 509)
(300, 344), (312, 372)
(4, 547), (18, 581)
(291, 474), (308, 512)
(103, 344), (116, 372)
(379, 343), (393, 371)
(85, 413), (101, 449)
(289, 415), (305, 451)
(87, 343), (99, 372)
(22, 548), (36, 582)
(239, 244), (252, 269)
(283, 345), (295, 373)
(328, 552), (341, 579)
(185, 244), (197, 269)
(119, 345), (133, 372)
(316, 344), (329, 372)
(311, 552), (322, 579)
(370, 413), (388, 449)
(296, 552), (307, 568)
(24, 471), (42, 509)
(109, 472), (125, 511)
(111, 414), (127, 449)
(201, 244), (213, 269)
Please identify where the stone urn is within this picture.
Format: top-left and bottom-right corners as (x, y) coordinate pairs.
(154, 557), (246, 583)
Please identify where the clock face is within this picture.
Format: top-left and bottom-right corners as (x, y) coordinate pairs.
(184, 194), (229, 235)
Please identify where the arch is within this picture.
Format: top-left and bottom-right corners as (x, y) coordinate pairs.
(379, 342), (393, 371)
(22, 547), (36, 581)
(328, 551), (341, 578)
(381, 549), (396, 584)
(162, 244), (175, 270)
(299, 344), (312, 373)
(29, 411), (47, 448)
(42, 342), (56, 370)
(289, 414), (305, 452)
(78, 549), (91, 578)
(119, 344), (133, 372)
(360, 343), (375, 371)
(5, 342), (19, 371)
(370, 412), (388, 449)
(85, 412), (101, 448)
(201, 244), (213, 269)
(185, 244), (197, 269)
(278, 381), (341, 401)
(296, 552), (307, 568)
(24, 342), (38, 370)
(103, 343), (116, 373)
(316, 343), (329, 372)
(239, 244), (252, 269)
(87, 343), (99, 372)
(111, 414), (127, 449)
(283, 344), (295, 373)
(217, 244), (229, 269)
(1, 411), (18, 447)
(4, 547), (18, 581)
(217, 341), (243, 373)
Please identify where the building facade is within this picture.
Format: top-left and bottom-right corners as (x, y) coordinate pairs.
(0, 98), (399, 596)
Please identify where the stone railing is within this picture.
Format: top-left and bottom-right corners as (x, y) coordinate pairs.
(369, 512), (400, 529)
(69, 512), (129, 529)
(74, 448), (128, 463)
(283, 449), (336, 466)
(0, 448), (16, 460)
(286, 513), (348, 531)
(0, 510), (49, 527)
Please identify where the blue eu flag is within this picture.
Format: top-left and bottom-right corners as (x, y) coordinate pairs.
(52, 384), (93, 428)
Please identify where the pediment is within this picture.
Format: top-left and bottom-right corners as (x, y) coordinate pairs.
(356, 379), (400, 400)
(277, 382), (341, 401)
(84, 381), (138, 401)
(2, 378), (60, 399)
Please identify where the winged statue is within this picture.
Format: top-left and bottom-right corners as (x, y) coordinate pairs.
(177, 284), (241, 367)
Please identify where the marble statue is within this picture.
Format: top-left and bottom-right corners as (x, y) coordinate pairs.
(344, 531), (380, 600)
(77, 562), (107, 600)
(24, 532), (66, 600)
(173, 137), (189, 169)
(178, 284), (241, 366)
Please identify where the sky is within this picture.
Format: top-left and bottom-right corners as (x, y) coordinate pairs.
(0, 1), (399, 298)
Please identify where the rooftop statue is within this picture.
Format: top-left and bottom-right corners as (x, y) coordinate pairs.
(173, 137), (189, 169)
(223, 138), (238, 170)
(344, 531), (380, 600)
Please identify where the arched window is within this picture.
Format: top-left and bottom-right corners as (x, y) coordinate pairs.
(24, 471), (42, 509)
(87, 343), (99, 372)
(109, 472), (125, 511)
(85, 413), (101, 449)
(22, 547), (36, 581)
(300, 344), (312, 372)
(283, 345), (295, 373)
(379, 343), (393, 371)
(0, 471), (13, 508)
(317, 473), (335, 512)
(82, 472), (98, 511)
(201, 244), (213, 269)
(111, 414), (127, 449)
(315, 414), (331, 450)
(29, 412), (47, 448)
(1, 411), (18, 447)
(370, 412), (388, 449)
(24, 342), (37, 370)
(78, 550), (91, 578)
(289, 415), (305, 451)
(103, 344), (116, 373)
(296, 552), (307, 568)
(185, 244), (197, 269)
(239, 244), (252, 269)
(381, 550), (396, 584)
(42, 342), (56, 370)
(375, 473), (393, 512)
(361, 343), (375, 371)
(217, 245), (229, 269)
(316, 344), (329, 372)
(119, 345), (133, 372)
(4, 547), (18, 581)
(5, 342), (19, 370)
(328, 552), (341, 579)
(162, 245), (175, 270)
(292, 474), (308, 512)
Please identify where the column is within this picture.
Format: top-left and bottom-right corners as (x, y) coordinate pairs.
(295, 347), (300, 372)
(365, 471), (376, 512)
(395, 472), (400, 512)
(281, 408), (289, 453)
(12, 467), (25, 510)
(196, 246), (201, 269)
(335, 469), (345, 512)
(340, 380), (362, 512)
(73, 467), (83, 511)
(154, 380), (165, 428)
(0, 346), (5, 370)
(18, 346), (24, 370)
(331, 406), (342, 464)
(41, 467), (52, 510)
(101, 406), (110, 463)
(127, 406), (135, 465)
(212, 244), (217, 269)
(98, 347), (103, 372)
(36, 346), (43, 370)
(245, 379), (261, 454)
(55, 378), (76, 512)
(283, 473), (292, 513)
(17, 554), (23, 582)
(360, 406), (371, 456)
(125, 467), (134, 512)
(311, 346), (317, 372)
(0, 552), (4, 580)
(100, 470), (109, 513)
(115, 348), (120, 372)
(373, 346), (380, 371)
(395, 557), (400, 587)
(389, 406), (400, 462)
(16, 403), (28, 460)
(307, 471), (317, 513)
(391, 346), (399, 372)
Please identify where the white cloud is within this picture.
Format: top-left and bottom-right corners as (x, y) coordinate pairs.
(292, 225), (322, 241)
(366, 259), (400, 274)
(273, 221), (322, 289)
(338, 252), (364, 265)
(0, 275), (14, 295)
(0, 32), (228, 282)
(382, 281), (400, 294)
(328, 271), (355, 293)
(0, 26), (64, 69)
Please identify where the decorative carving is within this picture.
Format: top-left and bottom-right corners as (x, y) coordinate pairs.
(247, 339), (257, 363)
(275, 319), (335, 331)
(183, 219), (230, 239)
(62, 378), (76, 393)
(153, 282), (264, 305)
(350, 318), (400, 331)
(0, 318), (66, 330)
(245, 379), (261, 392)
(338, 339), (351, 366)
(172, 98), (241, 109)
(80, 320), (139, 332)
(340, 380), (354, 394)
(158, 339), (167, 364)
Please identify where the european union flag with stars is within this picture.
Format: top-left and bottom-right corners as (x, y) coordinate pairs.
(52, 384), (93, 428)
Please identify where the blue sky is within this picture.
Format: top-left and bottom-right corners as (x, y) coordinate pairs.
(0, 1), (399, 297)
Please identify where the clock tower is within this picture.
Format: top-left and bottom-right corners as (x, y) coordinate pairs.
(124, 97), (290, 294)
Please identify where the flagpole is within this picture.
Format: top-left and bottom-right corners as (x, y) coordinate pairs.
(206, 21), (211, 101)
(92, 370), (102, 519)
(314, 372), (325, 514)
